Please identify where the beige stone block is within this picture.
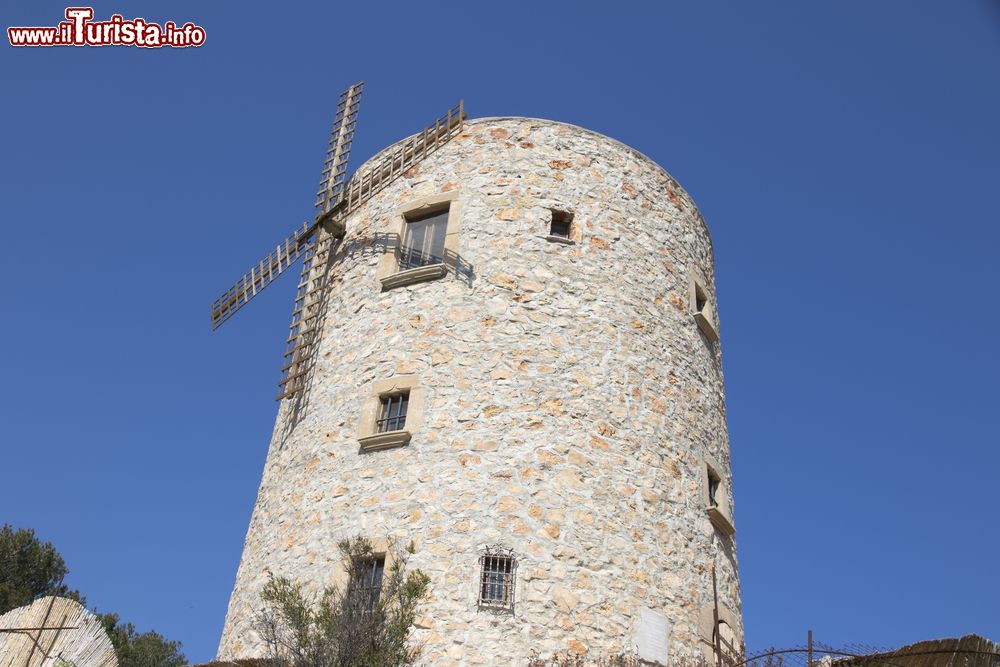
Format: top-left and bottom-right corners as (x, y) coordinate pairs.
(497, 496), (519, 513)
(521, 279), (543, 292)
(538, 450), (563, 466)
(457, 453), (480, 467)
(430, 348), (454, 366)
(471, 439), (498, 452)
(554, 469), (584, 489)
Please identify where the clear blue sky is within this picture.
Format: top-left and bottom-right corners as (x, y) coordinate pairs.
(2, 1), (998, 662)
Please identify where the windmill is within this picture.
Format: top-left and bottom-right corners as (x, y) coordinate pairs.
(209, 83), (466, 399)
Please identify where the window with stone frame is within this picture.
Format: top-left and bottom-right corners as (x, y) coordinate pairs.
(707, 466), (722, 508)
(689, 270), (719, 342)
(694, 282), (709, 317)
(378, 192), (462, 291)
(477, 545), (517, 613)
(357, 376), (425, 453)
(398, 207), (449, 270)
(349, 555), (385, 613)
(703, 454), (735, 537)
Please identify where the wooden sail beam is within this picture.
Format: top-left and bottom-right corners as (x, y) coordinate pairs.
(334, 100), (465, 223)
(209, 221), (315, 330)
(210, 99), (464, 332)
(276, 101), (466, 399)
(316, 82), (364, 214)
(209, 84), (364, 330)
(207, 89), (467, 401)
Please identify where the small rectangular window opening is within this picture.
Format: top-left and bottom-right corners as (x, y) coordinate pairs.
(399, 207), (449, 270)
(350, 556), (385, 612)
(549, 210), (573, 239)
(377, 392), (409, 433)
(707, 467), (722, 507)
(479, 554), (514, 609)
(695, 283), (709, 315)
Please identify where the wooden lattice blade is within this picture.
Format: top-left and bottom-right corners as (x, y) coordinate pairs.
(209, 221), (316, 330)
(316, 82), (363, 214)
(336, 100), (465, 223)
(210, 82), (363, 331)
(276, 101), (466, 400)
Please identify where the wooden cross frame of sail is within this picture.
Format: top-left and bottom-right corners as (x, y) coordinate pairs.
(276, 101), (466, 399)
(209, 83), (364, 330)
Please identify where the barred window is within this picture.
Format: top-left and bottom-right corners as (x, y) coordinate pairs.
(399, 207), (449, 270)
(377, 392), (409, 433)
(350, 556), (385, 612)
(478, 545), (517, 613)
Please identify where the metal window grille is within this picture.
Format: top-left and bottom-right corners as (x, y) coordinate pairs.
(399, 208), (448, 270)
(549, 210), (573, 238)
(350, 556), (385, 612)
(377, 393), (409, 433)
(478, 545), (517, 613)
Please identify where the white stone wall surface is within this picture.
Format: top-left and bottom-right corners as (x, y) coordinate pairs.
(217, 117), (742, 665)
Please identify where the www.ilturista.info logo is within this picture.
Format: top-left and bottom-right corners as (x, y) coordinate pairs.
(7, 7), (205, 48)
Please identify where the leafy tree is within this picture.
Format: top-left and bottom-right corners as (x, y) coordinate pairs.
(98, 613), (186, 667)
(0, 524), (84, 613)
(256, 536), (431, 667)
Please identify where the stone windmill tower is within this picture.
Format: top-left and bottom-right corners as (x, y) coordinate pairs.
(211, 84), (743, 666)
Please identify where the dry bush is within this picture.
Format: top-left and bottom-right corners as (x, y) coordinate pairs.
(527, 653), (724, 667)
(526, 653), (640, 667)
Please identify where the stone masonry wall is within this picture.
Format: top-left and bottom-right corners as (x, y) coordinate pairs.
(217, 117), (742, 665)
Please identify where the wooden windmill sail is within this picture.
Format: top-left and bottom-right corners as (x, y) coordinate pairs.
(209, 83), (466, 399)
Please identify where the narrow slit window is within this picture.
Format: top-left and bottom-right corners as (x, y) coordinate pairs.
(377, 392), (409, 433)
(399, 207), (449, 270)
(704, 456), (735, 536)
(478, 546), (517, 613)
(350, 556), (385, 612)
(690, 273), (719, 342)
(549, 210), (573, 239)
(707, 467), (721, 507)
(695, 283), (708, 315)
